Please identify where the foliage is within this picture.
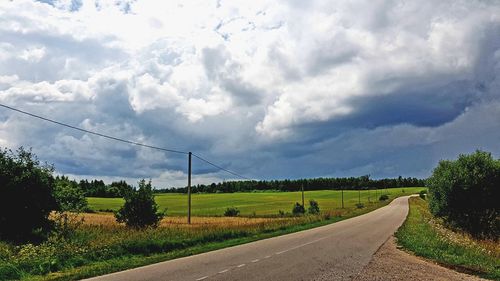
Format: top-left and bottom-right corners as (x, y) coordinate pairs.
(0, 263), (20, 280)
(396, 197), (499, 279)
(52, 212), (84, 240)
(54, 176), (88, 212)
(292, 202), (305, 215)
(0, 147), (57, 242)
(115, 180), (165, 229)
(156, 175), (425, 193)
(419, 190), (426, 200)
(46, 175), (88, 239)
(379, 194), (389, 201)
(224, 207), (240, 217)
(55, 177), (134, 198)
(427, 150), (500, 238)
(308, 199), (320, 214)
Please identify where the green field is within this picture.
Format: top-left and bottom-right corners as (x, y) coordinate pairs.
(88, 187), (425, 216)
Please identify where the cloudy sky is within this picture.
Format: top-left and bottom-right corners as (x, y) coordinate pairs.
(0, 0), (499, 187)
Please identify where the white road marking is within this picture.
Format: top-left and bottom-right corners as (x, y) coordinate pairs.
(197, 236), (329, 281)
(275, 237), (329, 256)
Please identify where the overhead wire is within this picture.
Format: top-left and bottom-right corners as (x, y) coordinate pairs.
(0, 103), (253, 180)
(192, 153), (252, 180)
(0, 103), (188, 155)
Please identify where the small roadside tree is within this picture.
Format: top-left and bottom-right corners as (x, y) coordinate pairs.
(53, 176), (88, 212)
(115, 179), (164, 228)
(292, 202), (305, 216)
(308, 199), (320, 215)
(52, 176), (89, 238)
(224, 207), (240, 217)
(0, 147), (57, 242)
(427, 150), (500, 238)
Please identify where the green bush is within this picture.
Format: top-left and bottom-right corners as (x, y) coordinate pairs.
(308, 200), (320, 215)
(115, 180), (164, 229)
(53, 176), (88, 212)
(292, 202), (305, 215)
(355, 203), (364, 209)
(0, 147), (57, 242)
(379, 194), (389, 201)
(427, 150), (500, 238)
(224, 207), (240, 217)
(419, 190), (426, 200)
(0, 263), (21, 280)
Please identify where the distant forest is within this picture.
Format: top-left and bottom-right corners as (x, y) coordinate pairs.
(57, 175), (425, 198)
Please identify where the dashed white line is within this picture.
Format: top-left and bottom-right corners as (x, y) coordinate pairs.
(195, 236), (329, 281)
(275, 236), (329, 256)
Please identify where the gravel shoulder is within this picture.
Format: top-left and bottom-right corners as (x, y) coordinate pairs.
(353, 236), (488, 281)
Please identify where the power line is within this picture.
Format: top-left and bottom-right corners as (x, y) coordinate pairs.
(192, 153), (252, 180)
(0, 103), (188, 155)
(0, 103), (253, 180)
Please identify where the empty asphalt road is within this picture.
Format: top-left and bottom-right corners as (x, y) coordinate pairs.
(83, 196), (412, 281)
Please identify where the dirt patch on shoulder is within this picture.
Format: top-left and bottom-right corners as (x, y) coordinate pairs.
(353, 236), (487, 281)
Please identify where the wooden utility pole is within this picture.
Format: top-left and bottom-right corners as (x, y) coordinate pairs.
(187, 152), (192, 224)
(301, 184), (305, 207)
(341, 187), (344, 208)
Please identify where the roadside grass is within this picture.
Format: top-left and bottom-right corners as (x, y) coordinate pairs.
(395, 197), (500, 280)
(88, 187), (425, 216)
(0, 188), (423, 281)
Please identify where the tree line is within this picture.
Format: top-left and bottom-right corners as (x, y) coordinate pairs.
(55, 176), (134, 198)
(156, 175), (425, 194)
(55, 175), (424, 197)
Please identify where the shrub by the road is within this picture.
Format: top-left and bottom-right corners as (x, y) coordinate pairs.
(419, 190), (426, 200)
(53, 176), (88, 212)
(292, 202), (305, 215)
(115, 179), (165, 228)
(308, 200), (320, 214)
(0, 147), (57, 242)
(224, 207), (240, 217)
(379, 194), (389, 201)
(427, 150), (500, 238)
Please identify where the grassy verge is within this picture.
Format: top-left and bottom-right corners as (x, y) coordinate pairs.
(0, 189), (422, 281)
(395, 197), (500, 280)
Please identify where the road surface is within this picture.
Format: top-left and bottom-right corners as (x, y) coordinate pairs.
(83, 196), (412, 281)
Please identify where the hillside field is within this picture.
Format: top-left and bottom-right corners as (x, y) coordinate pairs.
(88, 187), (425, 216)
